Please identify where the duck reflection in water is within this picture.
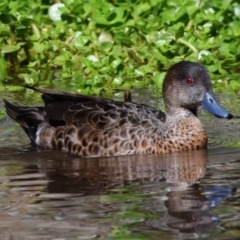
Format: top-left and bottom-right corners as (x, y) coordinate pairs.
(2, 143), (235, 237)
(142, 150), (235, 235)
(40, 149), (207, 194)
(32, 148), (233, 236)
(163, 183), (234, 234)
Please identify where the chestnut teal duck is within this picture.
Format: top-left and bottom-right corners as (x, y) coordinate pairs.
(4, 61), (233, 157)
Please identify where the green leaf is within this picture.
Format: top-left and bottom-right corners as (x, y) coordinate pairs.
(32, 42), (46, 53)
(54, 55), (66, 66)
(21, 18), (35, 26)
(153, 72), (165, 87)
(7, 85), (24, 92)
(0, 57), (7, 80)
(18, 73), (34, 85)
(230, 80), (240, 91)
(231, 21), (240, 36)
(1, 45), (20, 53)
(112, 77), (123, 85)
(0, 12), (17, 24)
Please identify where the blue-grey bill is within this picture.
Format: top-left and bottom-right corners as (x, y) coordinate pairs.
(201, 92), (233, 119)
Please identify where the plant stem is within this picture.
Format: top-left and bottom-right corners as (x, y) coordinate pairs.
(177, 38), (198, 53)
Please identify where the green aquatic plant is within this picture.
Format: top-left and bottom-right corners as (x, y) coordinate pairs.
(0, 0), (240, 94)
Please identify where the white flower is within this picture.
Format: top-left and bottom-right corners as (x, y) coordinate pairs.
(48, 3), (65, 22)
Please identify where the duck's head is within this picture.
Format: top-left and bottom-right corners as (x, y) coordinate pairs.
(162, 61), (233, 119)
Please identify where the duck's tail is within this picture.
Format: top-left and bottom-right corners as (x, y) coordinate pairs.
(4, 99), (48, 145)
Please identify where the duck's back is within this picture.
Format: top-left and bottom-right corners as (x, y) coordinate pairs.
(4, 88), (166, 157)
(38, 88), (166, 129)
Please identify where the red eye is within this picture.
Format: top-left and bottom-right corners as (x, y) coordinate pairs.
(185, 77), (193, 85)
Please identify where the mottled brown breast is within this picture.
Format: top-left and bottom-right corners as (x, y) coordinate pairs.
(152, 118), (208, 154)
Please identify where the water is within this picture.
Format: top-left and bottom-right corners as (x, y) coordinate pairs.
(0, 89), (240, 240)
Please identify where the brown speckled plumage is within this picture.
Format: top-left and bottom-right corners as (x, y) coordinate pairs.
(4, 61), (232, 157)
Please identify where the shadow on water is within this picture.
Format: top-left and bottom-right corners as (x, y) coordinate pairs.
(0, 145), (240, 239)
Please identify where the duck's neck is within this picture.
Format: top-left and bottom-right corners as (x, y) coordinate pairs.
(165, 107), (197, 119)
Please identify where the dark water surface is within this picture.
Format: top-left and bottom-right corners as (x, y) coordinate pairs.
(0, 89), (240, 240)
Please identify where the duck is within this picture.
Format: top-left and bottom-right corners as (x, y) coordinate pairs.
(4, 61), (233, 158)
